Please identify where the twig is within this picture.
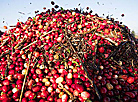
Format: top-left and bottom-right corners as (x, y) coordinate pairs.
(5, 53), (11, 77)
(58, 83), (74, 100)
(32, 58), (38, 69)
(106, 41), (128, 60)
(92, 40), (99, 71)
(93, 75), (102, 99)
(111, 57), (122, 66)
(9, 25), (16, 27)
(0, 38), (9, 47)
(77, 27), (97, 35)
(14, 37), (26, 49)
(0, 51), (10, 59)
(19, 52), (32, 102)
(131, 59), (135, 72)
(65, 24), (102, 99)
(44, 21), (51, 30)
(21, 40), (37, 51)
(80, 16), (82, 24)
(41, 47), (48, 67)
(129, 42), (138, 61)
(77, 37), (82, 51)
(40, 30), (58, 38)
(95, 33), (118, 46)
(67, 19), (80, 26)
(132, 60), (134, 67)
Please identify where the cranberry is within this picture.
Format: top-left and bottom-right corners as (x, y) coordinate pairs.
(127, 77), (134, 84)
(2, 80), (10, 86)
(13, 91), (20, 100)
(66, 79), (72, 86)
(125, 92), (135, 98)
(99, 47), (105, 53)
(103, 97), (110, 102)
(123, 96), (130, 102)
(22, 97), (28, 102)
(114, 90), (120, 95)
(81, 91), (90, 99)
(47, 96), (53, 101)
(17, 84), (22, 90)
(84, 81), (90, 87)
(52, 83), (57, 89)
(108, 90), (114, 96)
(115, 85), (122, 91)
(24, 90), (32, 98)
(100, 87), (107, 94)
(2, 85), (9, 93)
(41, 91), (48, 98)
(29, 93), (36, 100)
(73, 73), (79, 78)
(111, 79), (118, 85)
(32, 86), (41, 92)
(75, 84), (84, 93)
(101, 80), (106, 86)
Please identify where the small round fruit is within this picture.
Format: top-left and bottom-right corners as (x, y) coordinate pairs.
(2, 80), (10, 86)
(62, 94), (68, 102)
(57, 37), (62, 42)
(75, 84), (84, 93)
(44, 45), (49, 50)
(56, 77), (63, 83)
(24, 90), (32, 98)
(34, 52), (40, 57)
(81, 91), (90, 100)
(2, 85), (8, 93)
(127, 77), (134, 84)
(99, 47), (104, 53)
(29, 93), (36, 100)
(73, 90), (79, 96)
(100, 87), (107, 94)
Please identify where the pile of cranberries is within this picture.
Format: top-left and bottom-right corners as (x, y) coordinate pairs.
(0, 3), (138, 102)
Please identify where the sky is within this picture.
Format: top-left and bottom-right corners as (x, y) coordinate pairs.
(0, 0), (138, 35)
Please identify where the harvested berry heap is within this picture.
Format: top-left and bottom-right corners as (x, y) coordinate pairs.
(0, 4), (138, 102)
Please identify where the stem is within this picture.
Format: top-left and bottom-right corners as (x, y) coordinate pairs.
(21, 40), (37, 51)
(32, 58), (38, 69)
(19, 52), (32, 102)
(65, 24), (101, 99)
(95, 33), (118, 46)
(92, 40), (99, 71)
(14, 37), (26, 49)
(0, 38), (9, 47)
(40, 30), (57, 38)
(106, 41), (128, 60)
(77, 27), (97, 35)
(58, 83), (74, 100)
(0, 51), (10, 59)
(5, 53), (11, 77)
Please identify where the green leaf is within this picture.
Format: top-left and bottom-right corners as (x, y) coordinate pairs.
(72, 61), (79, 66)
(41, 17), (45, 20)
(63, 59), (65, 62)
(32, 84), (36, 86)
(58, 47), (61, 49)
(60, 7), (64, 11)
(33, 17), (36, 21)
(85, 99), (93, 102)
(67, 49), (70, 53)
(33, 95), (37, 99)
(39, 33), (42, 36)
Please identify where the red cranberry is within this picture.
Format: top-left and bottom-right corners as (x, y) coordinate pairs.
(100, 87), (107, 94)
(103, 97), (110, 102)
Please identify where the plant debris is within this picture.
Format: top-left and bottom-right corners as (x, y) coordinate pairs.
(0, 4), (138, 102)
